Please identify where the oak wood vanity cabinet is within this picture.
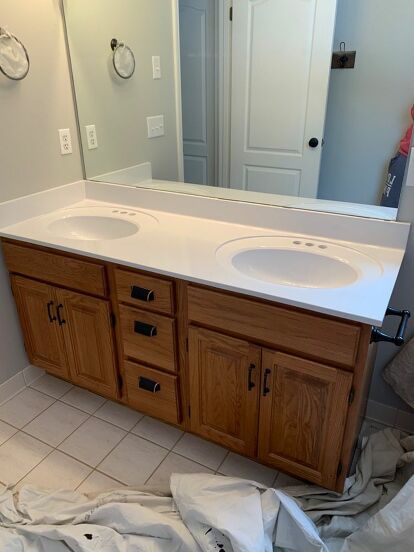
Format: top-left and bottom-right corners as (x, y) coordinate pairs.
(1, 238), (375, 492)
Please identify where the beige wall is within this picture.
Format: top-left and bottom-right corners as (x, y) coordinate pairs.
(65, 0), (180, 181)
(0, 0), (83, 383)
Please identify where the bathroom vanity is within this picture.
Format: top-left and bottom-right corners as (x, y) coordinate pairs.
(0, 181), (410, 492)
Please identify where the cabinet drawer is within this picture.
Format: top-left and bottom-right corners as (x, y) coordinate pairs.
(125, 361), (180, 424)
(188, 286), (361, 369)
(119, 305), (177, 372)
(114, 268), (174, 315)
(2, 242), (107, 297)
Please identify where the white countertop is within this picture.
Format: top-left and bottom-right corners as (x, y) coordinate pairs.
(0, 180), (410, 326)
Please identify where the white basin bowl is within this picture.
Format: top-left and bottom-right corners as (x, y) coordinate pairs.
(48, 215), (138, 241)
(46, 206), (158, 241)
(216, 236), (382, 289)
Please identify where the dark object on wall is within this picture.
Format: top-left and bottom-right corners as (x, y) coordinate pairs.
(371, 307), (411, 346)
(331, 42), (356, 69)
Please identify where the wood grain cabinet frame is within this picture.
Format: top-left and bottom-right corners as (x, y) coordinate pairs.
(258, 350), (353, 489)
(2, 240), (374, 492)
(11, 275), (69, 380)
(188, 327), (261, 456)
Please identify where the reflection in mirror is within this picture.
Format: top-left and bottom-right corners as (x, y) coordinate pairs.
(63, 0), (414, 220)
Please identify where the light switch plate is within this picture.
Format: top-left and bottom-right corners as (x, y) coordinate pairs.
(85, 124), (98, 150)
(152, 56), (161, 79)
(58, 128), (72, 155)
(147, 115), (165, 138)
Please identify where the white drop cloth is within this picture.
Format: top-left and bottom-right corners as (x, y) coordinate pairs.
(0, 429), (412, 551)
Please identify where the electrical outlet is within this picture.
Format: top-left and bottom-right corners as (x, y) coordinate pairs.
(152, 56), (161, 79)
(147, 115), (165, 138)
(85, 124), (98, 150)
(58, 128), (72, 155)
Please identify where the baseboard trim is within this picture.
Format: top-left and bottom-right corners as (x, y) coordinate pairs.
(0, 365), (45, 406)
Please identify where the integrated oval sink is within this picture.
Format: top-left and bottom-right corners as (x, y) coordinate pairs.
(46, 206), (159, 241)
(216, 236), (383, 289)
(49, 215), (139, 241)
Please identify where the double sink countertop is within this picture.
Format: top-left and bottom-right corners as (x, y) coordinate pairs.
(0, 180), (410, 326)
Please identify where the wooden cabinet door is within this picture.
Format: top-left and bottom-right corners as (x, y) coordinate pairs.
(258, 350), (352, 489)
(11, 276), (68, 378)
(188, 327), (261, 456)
(56, 289), (118, 399)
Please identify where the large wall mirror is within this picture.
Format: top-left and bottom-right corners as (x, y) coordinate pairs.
(63, 0), (414, 220)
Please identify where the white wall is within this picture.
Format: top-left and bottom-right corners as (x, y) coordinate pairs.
(319, 0), (414, 206)
(0, 0), (83, 384)
(65, 0), (180, 182)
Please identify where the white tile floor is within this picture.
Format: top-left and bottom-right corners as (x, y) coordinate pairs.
(0, 374), (297, 494)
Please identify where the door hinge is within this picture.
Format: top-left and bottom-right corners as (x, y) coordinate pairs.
(348, 387), (355, 405)
(188, 405), (191, 418)
(118, 373), (123, 391)
(110, 313), (116, 328)
(337, 461), (343, 477)
(229, 6), (233, 21)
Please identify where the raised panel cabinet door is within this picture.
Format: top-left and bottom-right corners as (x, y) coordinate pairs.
(188, 327), (261, 456)
(56, 289), (118, 399)
(11, 276), (68, 378)
(258, 350), (353, 490)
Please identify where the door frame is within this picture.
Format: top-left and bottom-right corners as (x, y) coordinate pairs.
(172, 0), (185, 182)
(216, 0), (232, 188)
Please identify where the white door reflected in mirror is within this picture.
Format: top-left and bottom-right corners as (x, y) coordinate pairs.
(62, 0), (413, 220)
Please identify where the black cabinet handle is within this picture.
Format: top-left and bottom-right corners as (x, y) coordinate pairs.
(56, 304), (66, 326)
(309, 137), (319, 148)
(371, 307), (411, 346)
(138, 376), (161, 393)
(262, 368), (271, 397)
(248, 363), (256, 391)
(134, 321), (157, 337)
(47, 301), (56, 323)
(131, 286), (155, 302)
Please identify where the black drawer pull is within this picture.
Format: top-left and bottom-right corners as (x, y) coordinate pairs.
(134, 321), (157, 337)
(47, 301), (57, 323)
(262, 368), (271, 397)
(138, 376), (161, 393)
(371, 307), (411, 346)
(131, 286), (155, 302)
(56, 304), (66, 326)
(248, 363), (256, 391)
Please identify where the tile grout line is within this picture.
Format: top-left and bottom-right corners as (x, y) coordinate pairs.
(10, 380), (107, 488)
(215, 450), (230, 473)
(1, 381), (244, 489)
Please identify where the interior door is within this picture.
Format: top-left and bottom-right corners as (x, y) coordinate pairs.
(230, 0), (337, 197)
(179, 0), (216, 185)
(56, 288), (118, 399)
(258, 350), (352, 489)
(11, 276), (68, 378)
(188, 327), (261, 456)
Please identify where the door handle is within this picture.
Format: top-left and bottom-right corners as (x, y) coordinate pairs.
(308, 137), (319, 148)
(371, 307), (411, 346)
(262, 368), (271, 397)
(248, 363), (256, 391)
(46, 301), (57, 323)
(56, 304), (66, 326)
